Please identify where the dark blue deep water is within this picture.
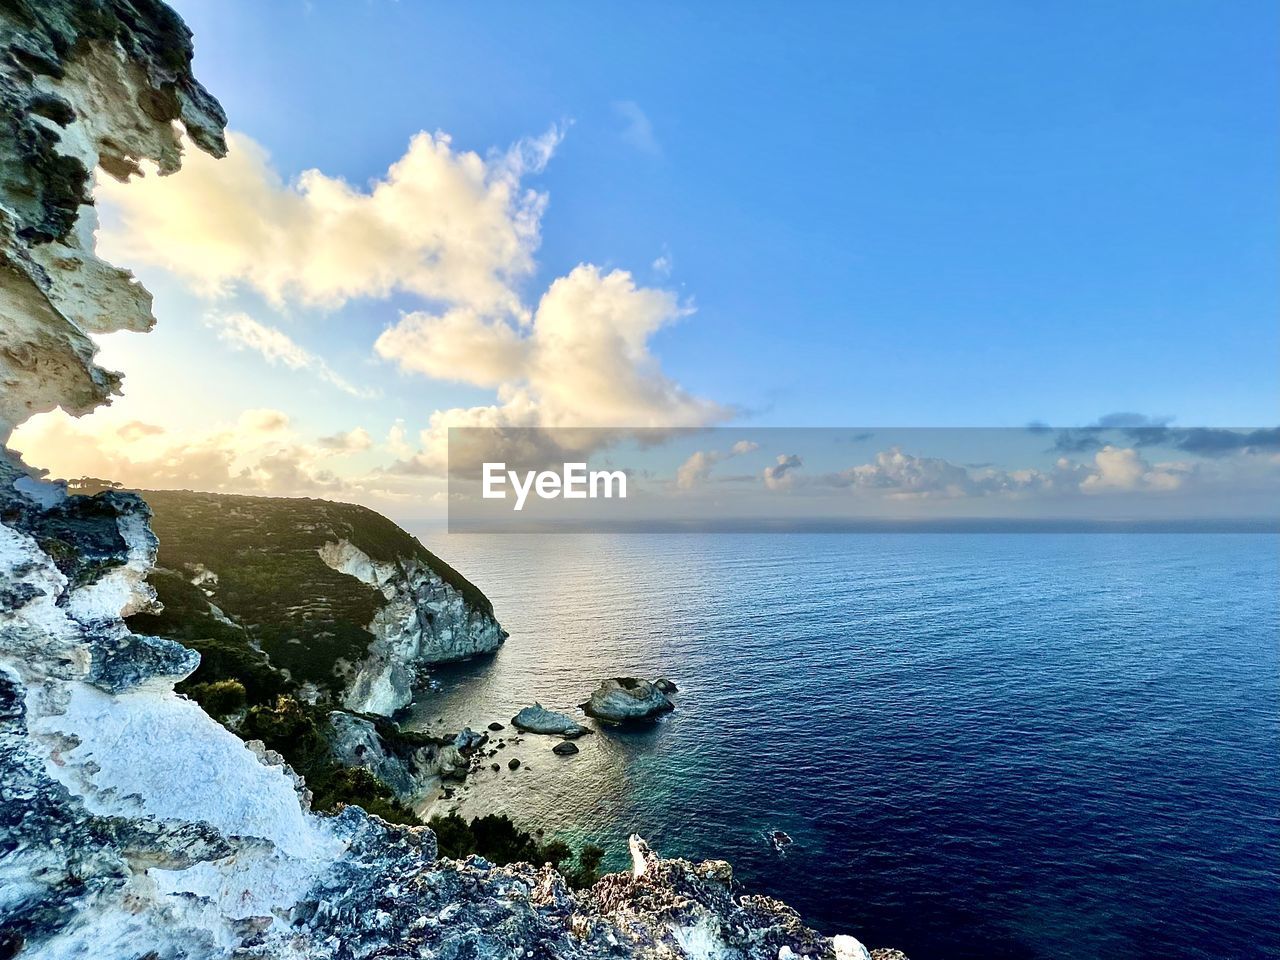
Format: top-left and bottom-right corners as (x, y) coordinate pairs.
(408, 532), (1280, 960)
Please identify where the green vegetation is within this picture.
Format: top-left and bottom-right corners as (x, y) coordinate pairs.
(75, 485), (494, 699)
(235, 694), (417, 826)
(428, 812), (606, 888)
(310, 767), (419, 826)
(184, 679), (246, 717)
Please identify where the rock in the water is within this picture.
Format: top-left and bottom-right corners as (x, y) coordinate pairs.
(487, 721), (505, 731)
(508, 757), (521, 770)
(453, 727), (486, 752)
(553, 741), (580, 756)
(511, 702), (592, 738)
(654, 677), (678, 694)
(581, 678), (675, 724)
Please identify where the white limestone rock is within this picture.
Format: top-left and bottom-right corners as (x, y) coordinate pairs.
(318, 539), (506, 716)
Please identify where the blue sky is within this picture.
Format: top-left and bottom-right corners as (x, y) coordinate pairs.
(170, 0), (1278, 425)
(15, 0), (1278, 515)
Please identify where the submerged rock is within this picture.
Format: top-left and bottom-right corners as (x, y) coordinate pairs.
(581, 677), (675, 724)
(511, 702), (592, 738)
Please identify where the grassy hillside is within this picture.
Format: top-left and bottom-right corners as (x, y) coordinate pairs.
(70, 484), (492, 700)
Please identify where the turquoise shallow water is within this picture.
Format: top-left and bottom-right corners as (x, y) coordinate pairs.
(407, 531), (1280, 960)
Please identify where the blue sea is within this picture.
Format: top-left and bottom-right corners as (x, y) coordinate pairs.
(407, 532), (1280, 960)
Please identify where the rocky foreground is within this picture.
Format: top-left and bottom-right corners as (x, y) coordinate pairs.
(0, 2), (902, 957)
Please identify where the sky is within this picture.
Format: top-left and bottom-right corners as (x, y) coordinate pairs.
(13, 0), (1279, 519)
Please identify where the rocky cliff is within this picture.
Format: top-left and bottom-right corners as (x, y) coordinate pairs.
(88, 487), (507, 716)
(0, 3), (898, 958)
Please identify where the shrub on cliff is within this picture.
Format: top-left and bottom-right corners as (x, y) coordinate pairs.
(428, 813), (604, 888)
(310, 767), (419, 826)
(185, 679), (246, 717)
(241, 696), (324, 755)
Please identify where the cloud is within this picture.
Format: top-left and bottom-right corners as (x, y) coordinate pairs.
(206, 312), (374, 398)
(379, 264), (728, 475)
(1094, 412), (1174, 429)
(613, 100), (662, 156)
(805, 446), (1187, 499)
(373, 307), (529, 388)
(13, 408), (346, 495)
(1076, 445), (1188, 493)
(1124, 426), (1280, 457)
(97, 127), (562, 315)
(763, 453), (803, 490)
(318, 427), (373, 452)
(676, 440), (759, 489)
(385, 421), (414, 458)
(833, 447), (981, 498)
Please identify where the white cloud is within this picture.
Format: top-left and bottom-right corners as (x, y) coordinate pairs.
(676, 440), (759, 489)
(379, 264), (728, 475)
(385, 420), (413, 459)
(764, 453), (803, 490)
(373, 307), (529, 388)
(613, 100), (662, 156)
(97, 127), (562, 315)
(12, 408), (353, 496)
(837, 447), (980, 499)
(1077, 445), (1188, 493)
(318, 427), (373, 452)
(207, 312), (374, 398)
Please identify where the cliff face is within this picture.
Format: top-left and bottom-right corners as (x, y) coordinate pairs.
(112, 488), (506, 716)
(318, 537), (506, 714)
(0, 0), (225, 435)
(0, 3), (893, 958)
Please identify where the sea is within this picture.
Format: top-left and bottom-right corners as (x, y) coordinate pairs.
(405, 531), (1280, 960)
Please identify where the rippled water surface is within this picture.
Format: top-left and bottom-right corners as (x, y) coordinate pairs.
(406, 532), (1280, 960)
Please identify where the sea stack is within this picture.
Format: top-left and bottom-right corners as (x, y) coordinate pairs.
(581, 678), (675, 724)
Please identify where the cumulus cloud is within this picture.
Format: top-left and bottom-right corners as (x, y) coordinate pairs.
(318, 427), (373, 452)
(385, 421), (414, 459)
(379, 265), (728, 475)
(676, 440), (759, 489)
(834, 447), (984, 499)
(206, 312), (374, 398)
(373, 307), (529, 388)
(12, 408), (354, 496)
(379, 265), (715, 428)
(764, 453), (803, 490)
(97, 127), (561, 315)
(62, 117), (733, 502)
(802, 445), (1187, 500)
(1075, 445), (1188, 493)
